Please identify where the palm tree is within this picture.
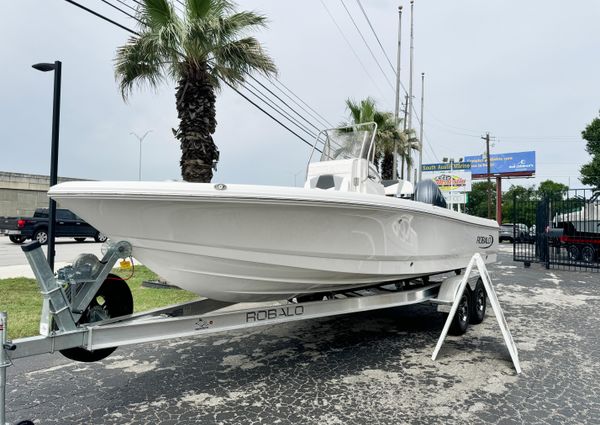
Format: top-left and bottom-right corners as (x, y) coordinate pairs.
(115, 0), (277, 182)
(396, 128), (420, 179)
(343, 98), (419, 180)
(342, 98), (389, 169)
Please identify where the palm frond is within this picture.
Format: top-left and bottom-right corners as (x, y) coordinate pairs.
(211, 36), (277, 87)
(141, 0), (178, 30)
(186, 0), (234, 20)
(219, 11), (269, 37)
(114, 35), (165, 99)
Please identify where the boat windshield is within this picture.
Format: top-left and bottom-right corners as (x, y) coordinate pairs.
(310, 123), (378, 163)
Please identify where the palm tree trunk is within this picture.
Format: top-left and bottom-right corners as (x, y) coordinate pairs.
(381, 153), (394, 180)
(175, 63), (219, 182)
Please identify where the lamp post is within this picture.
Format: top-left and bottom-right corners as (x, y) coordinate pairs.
(130, 130), (152, 181)
(33, 61), (61, 272)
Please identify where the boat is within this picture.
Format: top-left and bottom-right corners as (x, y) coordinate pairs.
(48, 123), (499, 302)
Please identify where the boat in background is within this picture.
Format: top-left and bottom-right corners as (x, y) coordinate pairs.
(49, 124), (498, 302)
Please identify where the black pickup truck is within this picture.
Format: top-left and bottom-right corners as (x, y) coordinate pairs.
(0, 208), (107, 245)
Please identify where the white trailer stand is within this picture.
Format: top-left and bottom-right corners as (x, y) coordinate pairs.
(0, 242), (519, 425)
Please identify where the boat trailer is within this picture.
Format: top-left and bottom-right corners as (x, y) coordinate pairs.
(0, 242), (520, 425)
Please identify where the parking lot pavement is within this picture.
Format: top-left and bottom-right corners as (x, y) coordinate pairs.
(0, 238), (103, 278)
(5, 250), (600, 424)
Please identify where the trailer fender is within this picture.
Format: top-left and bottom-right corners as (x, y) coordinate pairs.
(434, 273), (480, 305)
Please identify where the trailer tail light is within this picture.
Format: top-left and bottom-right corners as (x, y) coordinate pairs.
(17, 219), (26, 228)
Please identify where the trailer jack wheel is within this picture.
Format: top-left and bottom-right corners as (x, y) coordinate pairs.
(60, 274), (133, 362)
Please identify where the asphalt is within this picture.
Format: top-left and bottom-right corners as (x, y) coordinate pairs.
(3, 244), (600, 424)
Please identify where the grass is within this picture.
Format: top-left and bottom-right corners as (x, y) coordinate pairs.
(0, 265), (198, 340)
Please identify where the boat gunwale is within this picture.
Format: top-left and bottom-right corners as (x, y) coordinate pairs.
(50, 188), (499, 232)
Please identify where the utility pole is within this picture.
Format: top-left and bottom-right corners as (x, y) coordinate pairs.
(481, 132), (492, 219)
(393, 5), (403, 181)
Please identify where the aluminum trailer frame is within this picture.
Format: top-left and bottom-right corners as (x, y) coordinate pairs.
(0, 242), (518, 425)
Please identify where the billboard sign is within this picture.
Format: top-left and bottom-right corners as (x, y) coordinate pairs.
(464, 151), (535, 178)
(421, 163), (472, 192)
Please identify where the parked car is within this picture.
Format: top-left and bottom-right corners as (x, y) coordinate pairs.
(499, 223), (531, 243)
(0, 208), (107, 244)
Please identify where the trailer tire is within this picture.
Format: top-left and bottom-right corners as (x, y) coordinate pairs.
(447, 289), (471, 336)
(567, 244), (580, 261)
(60, 274), (133, 362)
(469, 279), (486, 324)
(581, 245), (596, 264)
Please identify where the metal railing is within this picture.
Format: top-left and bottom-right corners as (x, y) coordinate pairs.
(512, 189), (600, 272)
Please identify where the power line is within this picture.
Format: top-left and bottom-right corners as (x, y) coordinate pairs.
(97, 0), (142, 24)
(242, 80), (319, 140)
(269, 78), (333, 129)
(66, 0), (139, 35)
(64, 0), (322, 151)
(318, 0), (387, 100)
(113, 0), (138, 14)
(246, 74), (322, 134)
(225, 82), (320, 151)
(354, 0), (396, 75)
(339, 0), (395, 91)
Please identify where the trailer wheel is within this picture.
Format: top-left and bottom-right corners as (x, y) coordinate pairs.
(581, 245), (596, 264)
(469, 279), (486, 324)
(447, 289), (471, 336)
(567, 244), (580, 261)
(60, 274), (133, 362)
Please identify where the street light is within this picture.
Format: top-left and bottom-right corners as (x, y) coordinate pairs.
(33, 61), (61, 272)
(130, 130), (152, 180)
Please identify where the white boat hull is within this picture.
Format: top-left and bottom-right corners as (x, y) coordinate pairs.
(49, 182), (499, 302)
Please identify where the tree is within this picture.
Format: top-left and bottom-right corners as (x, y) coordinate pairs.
(342, 98), (419, 180)
(396, 128), (420, 180)
(115, 0), (277, 182)
(465, 181), (496, 218)
(537, 180), (568, 202)
(580, 113), (600, 189)
(502, 184), (536, 226)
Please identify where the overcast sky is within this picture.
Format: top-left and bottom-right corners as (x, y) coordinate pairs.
(1, 0), (599, 189)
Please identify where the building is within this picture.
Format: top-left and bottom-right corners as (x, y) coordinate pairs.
(0, 171), (87, 216)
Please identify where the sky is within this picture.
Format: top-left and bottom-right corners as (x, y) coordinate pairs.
(1, 0), (599, 190)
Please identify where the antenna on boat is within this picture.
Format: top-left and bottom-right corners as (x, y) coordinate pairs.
(418, 72), (425, 182)
(406, 0), (415, 182)
(393, 5), (403, 181)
